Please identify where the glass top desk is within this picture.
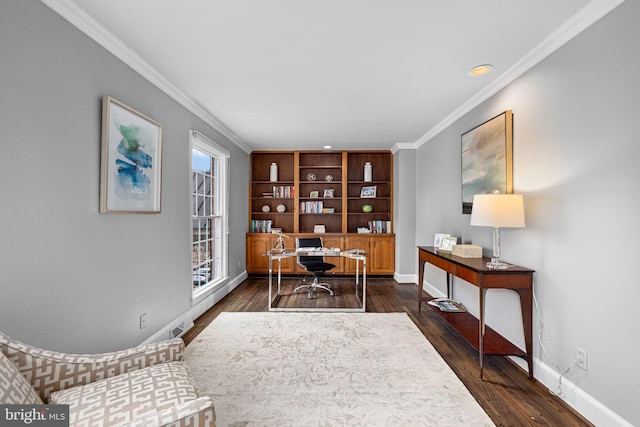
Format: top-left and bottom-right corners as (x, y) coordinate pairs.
(265, 249), (367, 312)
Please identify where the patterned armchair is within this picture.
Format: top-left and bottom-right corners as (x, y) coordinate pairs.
(0, 331), (215, 427)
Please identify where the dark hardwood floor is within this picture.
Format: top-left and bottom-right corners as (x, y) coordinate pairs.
(183, 277), (592, 427)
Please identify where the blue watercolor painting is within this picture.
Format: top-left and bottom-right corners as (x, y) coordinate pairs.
(113, 118), (153, 200)
(101, 97), (162, 213)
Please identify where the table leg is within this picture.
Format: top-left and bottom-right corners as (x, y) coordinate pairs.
(354, 258), (360, 299)
(268, 254), (273, 311)
(515, 287), (534, 380)
(418, 257), (426, 311)
(479, 287), (487, 379)
(277, 258), (282, 295)
(446, 272), (451, 299)
(362, 258), (367, 312)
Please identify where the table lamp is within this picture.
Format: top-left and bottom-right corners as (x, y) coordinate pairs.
(470, 193), (525, 269)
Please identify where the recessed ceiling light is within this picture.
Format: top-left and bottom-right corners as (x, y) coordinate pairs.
(323, 145), (333, 149)
(468, 64), (493, 76)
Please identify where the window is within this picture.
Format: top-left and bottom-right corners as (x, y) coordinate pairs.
(191, 131), (229, 300)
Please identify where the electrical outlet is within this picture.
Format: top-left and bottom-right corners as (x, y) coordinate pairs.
(576, 347), (588, 370)
(139, 312), (147, 330)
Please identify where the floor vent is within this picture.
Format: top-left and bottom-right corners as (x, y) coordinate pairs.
(168, 318), (194, 339)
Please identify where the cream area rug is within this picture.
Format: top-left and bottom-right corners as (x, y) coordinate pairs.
(184, 312), (495, 426)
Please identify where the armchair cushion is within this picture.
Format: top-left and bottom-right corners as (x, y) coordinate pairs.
(0, 352), (43, 404)
(50, 361), (206, 427)
(122, 396), (216, 427)
(0, 331), (184, 401)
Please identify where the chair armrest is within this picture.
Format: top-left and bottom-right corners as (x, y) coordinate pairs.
(0, 332), (184, 402)
(121, 396), (216, 427)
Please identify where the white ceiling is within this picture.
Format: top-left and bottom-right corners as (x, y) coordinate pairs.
(47, 0), (619, 151)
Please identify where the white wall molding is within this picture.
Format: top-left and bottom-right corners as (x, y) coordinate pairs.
(393, 272), (416, 284)
(506, 357), (633, 427)
(414, 0), (626, 149)
(41, 0), (252, 154)
(418, 281), (631, 426)
(391, 142), (417, 153)
(141, 271), (247, 345)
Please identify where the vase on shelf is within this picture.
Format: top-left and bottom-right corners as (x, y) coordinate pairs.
(270, 163), (278, 182)
(364, 162), (372, 182)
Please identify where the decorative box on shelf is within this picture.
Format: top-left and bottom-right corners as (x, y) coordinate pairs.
(452, 244), (482, 258)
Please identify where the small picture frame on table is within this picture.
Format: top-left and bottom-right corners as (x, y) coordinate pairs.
(309, 191), (319, 198)
(439, 237), (458, 253)
(434, 233), (451, 248)
(323, 189), (334, 198)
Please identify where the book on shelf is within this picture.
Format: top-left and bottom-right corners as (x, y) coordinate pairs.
(367, 220), (392, 233)
(300, 200), (324, 213)
(250, 220), (272, 233)
(427, 298), (466, 312)
(272, 185), (294, 198)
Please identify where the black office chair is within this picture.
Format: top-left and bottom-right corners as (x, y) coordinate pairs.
(295, 237), (336, 299)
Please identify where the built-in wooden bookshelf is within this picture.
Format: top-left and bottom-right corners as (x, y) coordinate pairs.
(298, 151), (344, 234)
(346, 151), (392, 234)
(247, 150), (394, 275)
(249, 152), (295, 233)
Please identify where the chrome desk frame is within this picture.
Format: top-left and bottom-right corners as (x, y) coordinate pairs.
(266, 249), (367, 312)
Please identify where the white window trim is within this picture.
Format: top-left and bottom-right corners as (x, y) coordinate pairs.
(190, 130), (230, 304)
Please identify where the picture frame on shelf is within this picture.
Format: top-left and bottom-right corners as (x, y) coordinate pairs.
(360, 185), (377, 198)
(309, 190), (319, 198)
(323, 189), (334, 198)
(100, 96), (163, 213)
(461, 110), (513, 214)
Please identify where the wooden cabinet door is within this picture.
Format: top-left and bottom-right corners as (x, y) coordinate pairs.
(277, 236), (296, 273)
(344, 236), (370, 274)
(370, 235), (395, 274)
(246, 235), (271, 274)
(247, 234), (296, 273)
(321, 236), (344, 274)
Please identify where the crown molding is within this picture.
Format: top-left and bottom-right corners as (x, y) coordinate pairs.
(414, 0), (626, 149)
(41, 0), (252, 154)
(391, 142), (417, 153)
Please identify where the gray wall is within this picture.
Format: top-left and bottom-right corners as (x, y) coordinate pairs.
(0, 1), (248, 353)
(393, 149), (416, 280)
(406, 1), (639, 424)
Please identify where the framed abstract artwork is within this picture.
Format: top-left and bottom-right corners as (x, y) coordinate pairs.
(100, 96), (163, 213)
(461, 110), (513, 214)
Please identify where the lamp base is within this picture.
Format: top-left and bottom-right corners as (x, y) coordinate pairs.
(486, 257), (510, 269)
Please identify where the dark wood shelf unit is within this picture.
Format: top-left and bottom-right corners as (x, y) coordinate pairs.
(247, 150), (395, 274)
(345, 151), (393, 234)
(250, 152), (295, 232)
(418, 246), (535, 379)
(425, 298), (527, 356)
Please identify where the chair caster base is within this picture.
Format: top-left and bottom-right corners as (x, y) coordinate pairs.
(294, 283), (334, 299)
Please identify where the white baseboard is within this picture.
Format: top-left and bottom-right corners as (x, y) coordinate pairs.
(141, 270), (248, 345)
(393, 272), (416, 284)
(419, 281), (632, 427)
(509, 357), (632, 427)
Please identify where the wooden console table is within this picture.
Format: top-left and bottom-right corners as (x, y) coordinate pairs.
(417, 246), (535, 380)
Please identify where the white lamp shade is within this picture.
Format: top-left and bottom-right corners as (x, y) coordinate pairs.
(470, 194), (525, 228)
